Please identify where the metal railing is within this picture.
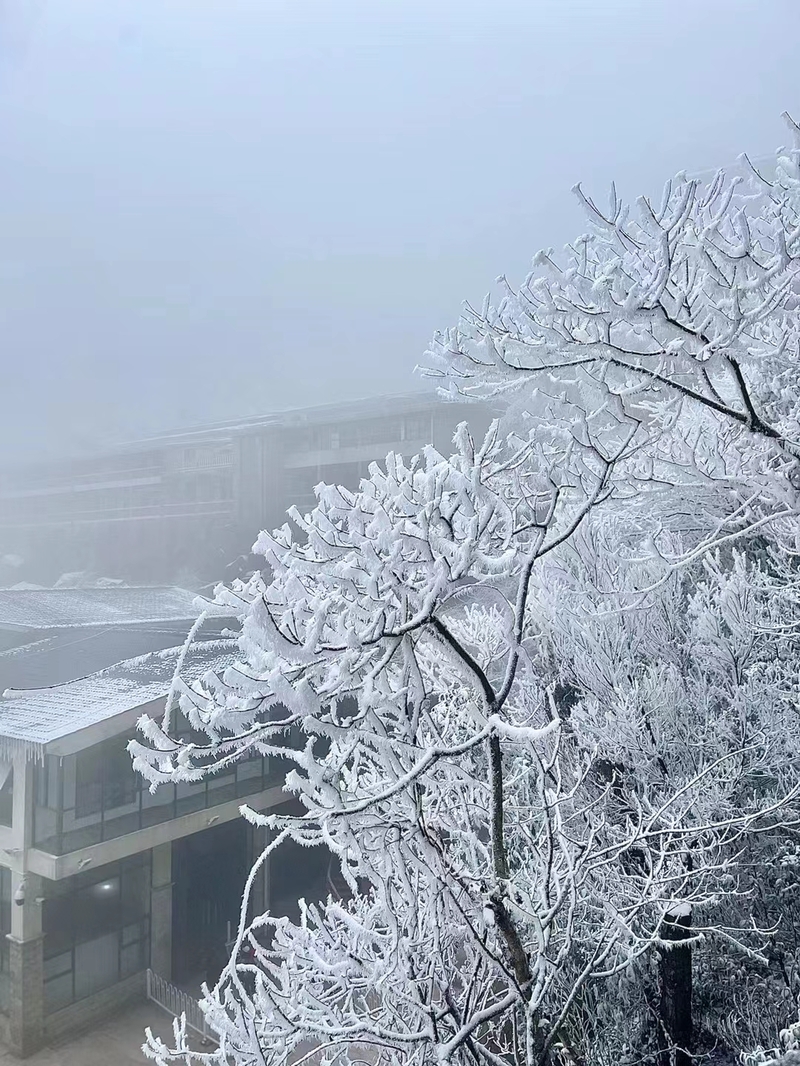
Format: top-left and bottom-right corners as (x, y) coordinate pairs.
(146, 968), (213, 1046)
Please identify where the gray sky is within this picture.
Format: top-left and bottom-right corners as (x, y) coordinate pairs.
(0, 0), (798, 460)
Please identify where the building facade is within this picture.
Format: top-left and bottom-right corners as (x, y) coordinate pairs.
(0, 642), (327, 1057)
(0, 392), (494, 1055)
(0, 393), (492, 587)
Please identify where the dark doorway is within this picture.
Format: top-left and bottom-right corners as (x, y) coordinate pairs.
(172, 819), (250, 987)
(266, 801), (346, 924)
(268, 837), (339, 923)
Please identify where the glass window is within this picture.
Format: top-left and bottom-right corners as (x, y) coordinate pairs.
(283, 467), (318, 510)
(74, 747), (103, 818)
(42, 855), (151, 1013)
(359, 417), (402, 447)
(103, 743), (138, 811)
(44, 951), (73, 980)
(35, 740), (269, 855)
(339, 422), (360, 448)
(405, 413), (431, 441)
(120, 939), (147, 979)
(319, 462), (360, 491)
(74, 933), (119, 1001)
(44, 972), (73, 1013)
(74, 738), (138, 819)
(120, 857), (150, 924)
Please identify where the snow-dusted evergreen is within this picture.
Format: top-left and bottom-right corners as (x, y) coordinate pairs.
(133, 119), (800, 1066)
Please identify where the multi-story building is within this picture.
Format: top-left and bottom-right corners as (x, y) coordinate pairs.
(0, 393), (492, 587)
(0, 640), (327, 1057)
(0, 392), (494, 1056)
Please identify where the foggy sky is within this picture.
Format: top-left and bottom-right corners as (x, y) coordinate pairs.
(0, 0), (797, 461)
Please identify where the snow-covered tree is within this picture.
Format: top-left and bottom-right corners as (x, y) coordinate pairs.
(423, 114), (800, 551)
(417, 115), (800, 1060)
(523, 514), (800, 1062)
(134, 435), (795, 1066)
(132, 118), (800, 1066)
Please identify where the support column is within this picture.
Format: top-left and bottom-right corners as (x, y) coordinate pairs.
(7, 871), (44, 1058)
(249, 825), (270, 918)
(150, 843), (173, 980)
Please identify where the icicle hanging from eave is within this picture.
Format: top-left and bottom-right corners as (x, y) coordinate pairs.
(0, 737), (46, 764)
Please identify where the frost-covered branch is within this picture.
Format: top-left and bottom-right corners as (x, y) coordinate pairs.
(133, 117), (800, 1066)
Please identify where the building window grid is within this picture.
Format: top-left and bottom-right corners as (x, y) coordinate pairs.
(288, 413), (433, 455)
(42, 856), (151, 1014)
(33, 740), (275, 856)
(42, 919), (151, 1013)
(282, 415), (435, 502)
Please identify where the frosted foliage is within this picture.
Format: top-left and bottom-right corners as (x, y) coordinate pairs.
(135, 425), (648, 1066)
(132, 119), (800, 1066)
(530, 518), (800, 855)
(746, 1015), (800, 1065)
(424, 116), (800, 527)
(133, 424), (798, 1066)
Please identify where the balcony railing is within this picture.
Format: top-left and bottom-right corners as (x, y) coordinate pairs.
(33, 753), (283, 857)
(172, 453), (234, 472)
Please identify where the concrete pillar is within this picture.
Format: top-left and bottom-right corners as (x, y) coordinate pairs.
(247, 825), (270, 919)
(7, 871), (44, 1058)
(11, 754), (34, 850)
(7, 936), (44, 1058)
(150, 843), (173, 980)
(262, 829), (271, 915)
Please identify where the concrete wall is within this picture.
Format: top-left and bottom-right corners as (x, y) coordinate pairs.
(150, 843), (172, 980)
(7, 936), (43, 1057)
(6, 867), (44, 1058)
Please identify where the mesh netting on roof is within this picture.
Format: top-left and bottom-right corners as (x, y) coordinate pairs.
(0, 586), (234, 631)
(0, 638), (240, 757)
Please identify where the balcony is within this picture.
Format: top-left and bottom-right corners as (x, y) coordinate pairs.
(33, 743), (283, 857)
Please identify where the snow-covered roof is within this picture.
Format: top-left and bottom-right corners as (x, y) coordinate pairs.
(0, 621), (233, 693)
(0, 586), (233, 632)
(0, 639), (239, 757)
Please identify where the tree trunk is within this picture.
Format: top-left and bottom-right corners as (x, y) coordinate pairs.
(658, 909), (692, 1066)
